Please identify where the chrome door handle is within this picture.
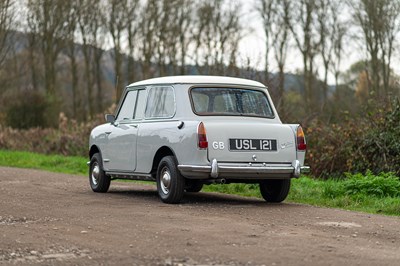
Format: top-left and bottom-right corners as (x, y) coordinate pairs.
(130, 124), (138, 128)
(105, 131), (112, 135)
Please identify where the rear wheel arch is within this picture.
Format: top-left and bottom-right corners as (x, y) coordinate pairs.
(151, 146), (177, 175)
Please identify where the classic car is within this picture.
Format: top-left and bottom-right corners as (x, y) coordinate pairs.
(88, 76), (309, 203)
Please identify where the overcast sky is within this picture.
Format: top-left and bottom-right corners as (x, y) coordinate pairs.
(237, 0), (399, 84)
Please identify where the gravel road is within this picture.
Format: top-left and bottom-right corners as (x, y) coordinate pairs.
(0, 166), (399, 265)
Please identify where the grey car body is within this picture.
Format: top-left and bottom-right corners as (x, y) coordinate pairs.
(88, 76), (309, 203)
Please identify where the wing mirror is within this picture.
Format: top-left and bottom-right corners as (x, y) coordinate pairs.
(105, 114), (115, 124)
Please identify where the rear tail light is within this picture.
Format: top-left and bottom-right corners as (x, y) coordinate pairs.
(296, 125), (307, 151)
(197, 122), (208, 149)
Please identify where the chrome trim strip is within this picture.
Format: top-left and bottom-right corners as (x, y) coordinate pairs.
(106, 171), (152, 177)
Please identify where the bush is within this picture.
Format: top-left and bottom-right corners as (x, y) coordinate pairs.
(306, 99), (400, 177)
(5, 90), (48, 129)
(343, 171), (400, 198)
(0, 113), (105, 157)
(354, 99), (400, 175)
(306, 119), (361, 177)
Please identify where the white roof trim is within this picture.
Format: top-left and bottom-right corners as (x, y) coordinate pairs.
(127, 75), (265, 88)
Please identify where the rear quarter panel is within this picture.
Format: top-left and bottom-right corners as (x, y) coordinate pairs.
(135, 120), (208, 173)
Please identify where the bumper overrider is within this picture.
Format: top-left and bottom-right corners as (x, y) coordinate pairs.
(178, 159), (310, 180)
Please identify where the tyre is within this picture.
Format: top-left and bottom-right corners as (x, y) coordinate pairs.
(89, 153), (111, 193)
(259, 179), (291, 202)
(185, 180), (203, 193)
(156, 156), (185, 203)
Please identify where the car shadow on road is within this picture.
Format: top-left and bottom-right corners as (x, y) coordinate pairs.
(107, 184), (297, 208)
(183, 192), (298, 208)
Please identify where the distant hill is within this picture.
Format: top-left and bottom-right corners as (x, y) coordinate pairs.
(7, 30), (334, 98)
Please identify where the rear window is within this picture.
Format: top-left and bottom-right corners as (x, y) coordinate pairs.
(190, 88), (274, 118)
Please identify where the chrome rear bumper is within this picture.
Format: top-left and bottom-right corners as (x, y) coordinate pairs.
(178, 159), (310, 180)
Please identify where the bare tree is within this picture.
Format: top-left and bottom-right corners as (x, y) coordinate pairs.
(78, 0), (99, 117)
(26, 14), (39, 91)
(257, 0), (291, 112)
(155, 1), (172, 76)
(287, 0), (320, 111)
(194, 0), (242, 75)
(107, 0), (130, 100)
(91, 6), (107, 114)
(27, 0), (69, 99)
(0, 0), (14, 69)
(175, 0), (194, 75)
(154, 0), (194, 76)
(316, 0), (341, 106)
(126, 0), (140, 82)
(378, 1), (400, 98)
(350, 0), (379, 98)
(330, 4), (347, 89)
(256, 0), (274, 84)
(272, 0), (291, 113)
(139, 0), (159, 79)
(77, 0), (94, 118)
(349, 0), (400, 102)
(64, 1), (79, 118)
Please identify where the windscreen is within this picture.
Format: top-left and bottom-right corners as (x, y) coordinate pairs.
(191, 88), (274, 118)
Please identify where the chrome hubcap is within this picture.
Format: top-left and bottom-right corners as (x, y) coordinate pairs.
(160, 167), (171, 194)
(91, 163), (100, 186)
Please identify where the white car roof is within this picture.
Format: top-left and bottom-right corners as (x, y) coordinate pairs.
(128, 75), (265, 88)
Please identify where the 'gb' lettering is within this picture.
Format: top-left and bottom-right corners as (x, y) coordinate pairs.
(219, 142), (225, 150)
(212, 141), (225, 150)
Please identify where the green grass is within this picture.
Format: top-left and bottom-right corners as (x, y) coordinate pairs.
(0, 150), (87, 175)
(204, 174), (400, 216)
(1, 150), (399, 216)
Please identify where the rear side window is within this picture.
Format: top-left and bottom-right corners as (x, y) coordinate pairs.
(145, 86), (175, 118)
(191, 88), (274, 118)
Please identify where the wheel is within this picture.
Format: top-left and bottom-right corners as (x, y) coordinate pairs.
(156, 156), (185, 203)
(259, 179), (291, 202)
(185, 180), (203, 193)
(89, 153), (111, 193)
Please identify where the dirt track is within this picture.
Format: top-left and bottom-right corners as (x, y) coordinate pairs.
(1, 166), (400, 265)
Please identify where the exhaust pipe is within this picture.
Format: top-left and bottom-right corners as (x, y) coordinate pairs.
(204, 178), (226, 185)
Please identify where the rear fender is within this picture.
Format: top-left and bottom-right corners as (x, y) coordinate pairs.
(288, 124), (306, 165)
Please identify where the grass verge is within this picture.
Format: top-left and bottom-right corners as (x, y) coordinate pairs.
(0, 150), (87, 175)
(204, 174), (400, 216)
(1, 150), (399, 216)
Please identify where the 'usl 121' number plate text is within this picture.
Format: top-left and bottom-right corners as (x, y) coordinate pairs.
(229, 139), (277, 151)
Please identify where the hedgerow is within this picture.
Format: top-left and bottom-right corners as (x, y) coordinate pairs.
(307, 99), (400, 177)
(0, 113), (104, 157)
(0, 100), (399, 177)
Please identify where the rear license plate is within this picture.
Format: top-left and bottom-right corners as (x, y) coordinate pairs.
(229, 139), (277, 151)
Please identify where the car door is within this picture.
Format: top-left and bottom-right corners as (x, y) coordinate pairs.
(103, 88), (147, 172)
